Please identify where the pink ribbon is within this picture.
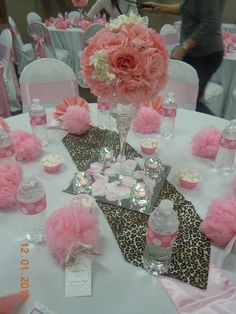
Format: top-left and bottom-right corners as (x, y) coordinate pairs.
(159, 80), (198, 107)
(0, 62), (11, 117)
(20, 80), (79, 108)
(9, 28), (19, 65)
(31, 33), (52, 58)
(159, 263), (236, 313)
(0, 43), (21, 102)
(161, 33), (179, 45)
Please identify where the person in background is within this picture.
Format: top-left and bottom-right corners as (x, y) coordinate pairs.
(86, 0), (138, 20)
(142, 0), (225, 114)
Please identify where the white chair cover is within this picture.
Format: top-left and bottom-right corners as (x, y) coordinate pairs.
(160, 24), (179, 55)
(8, 16), (35, 73)
(204, 82), (224, 117)
(77, 51), (88, 88)
(68, 11), (81, 19)
(19, 58), (79, 111)
(159, 59), (199, 111)
(225, 89), (236, 119)
(0, 29), (21, 113)
(83, 23), (105, 47)
(28, 21), (72, 68)
(0, 61), (11, 117)
(26, 12), (42, 26)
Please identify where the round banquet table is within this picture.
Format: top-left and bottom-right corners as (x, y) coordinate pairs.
(1, 106), (236, 314)
(48, 26), (84, 75)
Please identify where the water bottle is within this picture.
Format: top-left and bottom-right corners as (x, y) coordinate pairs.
(160, 92), (177, 138)
(0, 129), (15, 162)
(97, 97), (112, 130)
(29, 98), (48, 147)
(143, 199), (179, 275)
(17, 177), (47, 243)
(214, 119), (236, 174)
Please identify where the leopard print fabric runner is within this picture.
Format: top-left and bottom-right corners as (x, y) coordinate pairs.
(62, 127), (210, 290)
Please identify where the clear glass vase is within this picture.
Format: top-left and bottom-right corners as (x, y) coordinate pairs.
(110, 103), (138, 177)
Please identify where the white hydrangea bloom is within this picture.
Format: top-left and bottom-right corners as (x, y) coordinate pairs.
(89, 51), (116, 82)
(110, 11), (145, 32)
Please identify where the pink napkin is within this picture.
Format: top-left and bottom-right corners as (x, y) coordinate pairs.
(54, 96), (89, 120)
(0, 292), (26, 314)
(141, 95), (164, 114)
(159, 263), (236, 313)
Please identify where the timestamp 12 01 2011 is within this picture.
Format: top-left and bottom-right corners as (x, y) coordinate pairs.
(20, 242), (30, 300)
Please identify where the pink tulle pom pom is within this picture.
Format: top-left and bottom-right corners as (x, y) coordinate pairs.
(200, 196), (236, 246)
(132, 107), (161, 134)
(62, 106), (90, 135)
(0, 162), (23, 208)
(0, 117), (10, 132)
(45, 204), (99, 265)
(192, 127), (221, 158)
(11, 130), (42, 161)
(232, 177), (236, 195)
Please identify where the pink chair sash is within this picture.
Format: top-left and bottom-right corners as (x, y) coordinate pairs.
(0, 44), (21, 102)
(159, 79), (198, 106)
(161, 33), (179, 45)
(9, 28), (19, 65)
(21, 80), (79, 108)
(30, 33), (52, 59)
(159, 263), (236, 313)
(10, 26), (19, 37)
(0, 62), (11, 117)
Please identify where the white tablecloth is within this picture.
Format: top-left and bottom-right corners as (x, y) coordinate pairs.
(1, 106), (236, 314)
(48, 26), (84, 75)
(211, 50), (236, 119)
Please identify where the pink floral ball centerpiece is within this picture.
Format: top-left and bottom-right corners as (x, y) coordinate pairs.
(81, 13), (168, 164)
(81, 12), (168, 104)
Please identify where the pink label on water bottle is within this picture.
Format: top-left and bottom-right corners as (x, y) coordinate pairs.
(220, 137), (236, 150)
(18, 195), (46, 215)
(163, 108), (176, 118)
(30, 114), (47, 126)
(97, 100), (112, 110)
(146, 225), (178, 249)
(0, 144), (14, 158)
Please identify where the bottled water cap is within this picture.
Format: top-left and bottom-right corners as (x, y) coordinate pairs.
(32, 98), (40, 105)
(158, 199), (174, 215)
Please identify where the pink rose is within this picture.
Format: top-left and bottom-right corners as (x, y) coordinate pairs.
(109, 47), (144, 77)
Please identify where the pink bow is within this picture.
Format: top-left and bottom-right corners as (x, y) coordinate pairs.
(31, 33), (52, 58)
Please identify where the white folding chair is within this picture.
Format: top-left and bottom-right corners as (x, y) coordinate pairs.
(26, 12), (42, 26)
(159, 59), (199, 111)
(28, 21), (71, 68)
(0, 29), (22, 114)
(83, 23), (105, 47)
(203, 82), (224, 117)
(160, 24), (179, 55)
(19, 58), (79, 111)
(8, 16), (35, 74)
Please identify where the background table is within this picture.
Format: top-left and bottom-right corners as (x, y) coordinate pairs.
(1, 106), (236, 314)
(48, 26), (84, 75)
